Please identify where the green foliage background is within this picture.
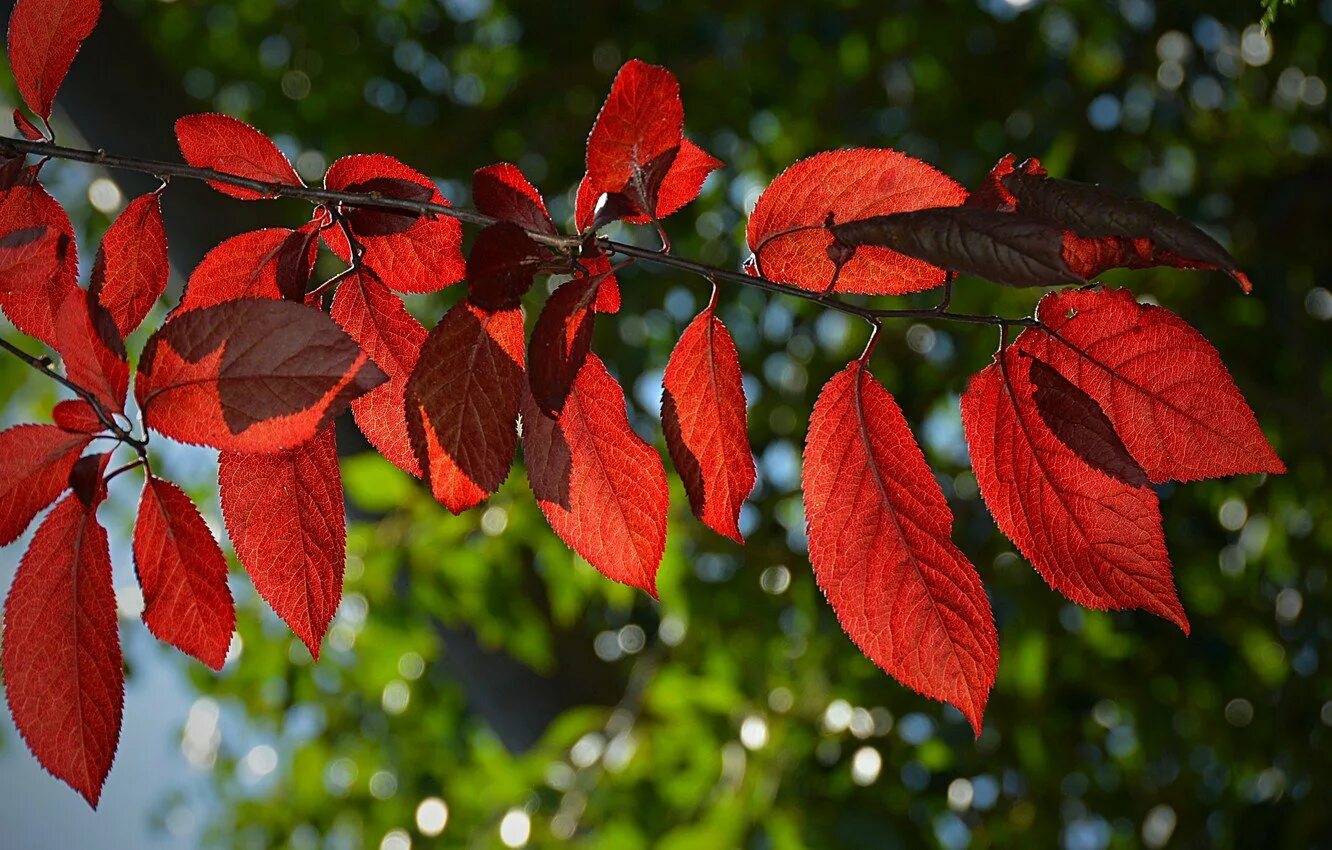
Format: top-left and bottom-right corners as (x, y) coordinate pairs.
(5, 0), (1332, 847)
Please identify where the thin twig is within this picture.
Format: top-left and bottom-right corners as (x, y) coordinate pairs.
(0, 336), (147, 451)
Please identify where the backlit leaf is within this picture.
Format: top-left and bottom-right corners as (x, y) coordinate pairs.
(804, 359), (997, 734)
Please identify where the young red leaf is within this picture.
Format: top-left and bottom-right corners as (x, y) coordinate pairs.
(1015, 287), (1283, 482)
(0, 423), (90, 545)
(174, 113), (304, 200)
(219, 426), (343, 658)
(662, 299), (754, 542)
(0, 180), (78, 347)
(136, 298), (386, 452)
(829, 208), (1083, 288)
(405, 300), (525, 512)
(2, 491), (122, 807)
(55, 287), (128, 415)
(1026, 354), (1147, 487)
(330, 269), (427, 476)
(585, 59), (684, 197)
(178, 225), (320, 312)
(91, 192), (169, 336)
(746, 148), (967, 295)
(961, 346), (1188, 632)
(804, 360), (997, 734)
(527, 275), (602, 415)
(323, 153), (464, 293)
(472, 163), (556, 236)
(133, 476), (236, 670)
(5, 0), (101, 120)
(13, 108), (43, 140)
(575, 138), (722, 230)
(523, 355), (668, 596)
(52, 398), (102, 433)
(465, 222), (545, 311)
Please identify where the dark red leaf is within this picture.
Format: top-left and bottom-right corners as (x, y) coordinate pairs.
(1025, 353), (1147, 486)
(67, 450), (110, 507)
(527, 275), (601, 415)
(136, 298), (386, 452)
(472, 163), (555, 236)
(178, 226), (319, 312)
(830, 207), (1083, 288)
(91, 192), (168, 336)
(0, 180), (78, 347)
(174, 113), (304, 200)
(1015, 287), (1283, 482)
(747, 148), (967, 295)
(323, 154), (464, 293)
(219, 426), (343, 658)
(133, 476), (235, 670)
(465, 222), (545, 311)
(405, 300), (525, 512)
(523, 355), (668, 596)
(662, 299), (754, 542)
(585, 59), (683, 198)
(52, 398), (102, 433)
(13, 108), (43, 140)
(0, 423), (90, 545)
(961, 346), (1188, 631)
(329, 269), (427, 476)
(973, 154), (1251, 291)
(2, 491), (122, 807)
(56, 287), (128, 414)
(804, 359), (997, 734)
(5, 0), (101, 120)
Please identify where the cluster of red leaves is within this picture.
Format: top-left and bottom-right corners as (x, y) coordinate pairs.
(0, 0), (1283, 807)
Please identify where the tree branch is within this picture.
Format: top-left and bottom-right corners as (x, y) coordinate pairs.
(1, 135), (1041, 334)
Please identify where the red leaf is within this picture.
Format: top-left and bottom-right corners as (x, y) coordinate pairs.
(56, 287), (128, 415)
(91, 192), (168, 336)
(5, 0), (101, 120)
(330, 269), (427, 476)
(662, 299), (754, 542)
(961, 346), (1188, 632)
(804, 360), (997, 734)
(52, 398), (102, 433)
(472, 163), (555, 235)
(179, 226), (320, 312)
(575, 138), (722, 230)
(0, 226), (60, 297)
(465, 222), (545, 311)
(174, 113), (304, 200)
(746, 148), (967, 295)
(405, 300), (525, 512)
(1015, 287), (1283, 482)
(0, 423), (90, 545)
(323, 154), (464, 293)
(219, 426), (343, 658)
(13, 108), (43, 140)
(523, 355), (668, 596)
(133, 476), (235, 669)
(136, 298), (386, 452)
(0, 180), (78, 347)
(585, 59), (683, 197)
(67, 450), (110, 508)
(2, 492), (122, 807)
(528, 274), (603, 415)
